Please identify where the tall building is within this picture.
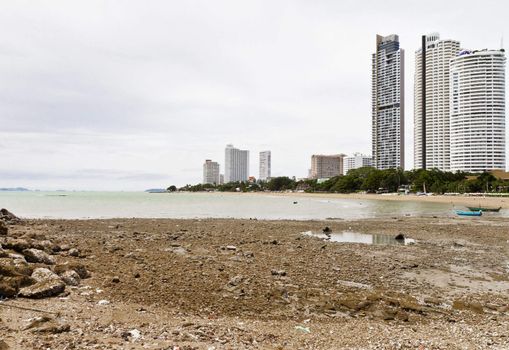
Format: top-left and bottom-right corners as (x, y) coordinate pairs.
(224, 144), (249, 183)
(414, 33), (461, 170)
(310, 154), (345, 179)
(343, 153), (373, 174)
(259, 150), (271, 181)
(450, 49), (506, 173)
(372, 34), (405, 170)
(203, 160), (220, 185)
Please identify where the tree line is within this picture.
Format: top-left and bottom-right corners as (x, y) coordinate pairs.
(169, 168), (509, 194)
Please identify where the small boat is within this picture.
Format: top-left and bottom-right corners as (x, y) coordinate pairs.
(467, 206), (501, 212)
(455, 210), (482, 217)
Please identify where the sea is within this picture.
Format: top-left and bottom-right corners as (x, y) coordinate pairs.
(0, 191), (480, 220)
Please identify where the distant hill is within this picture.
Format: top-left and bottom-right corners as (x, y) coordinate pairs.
(0, 187), (30, 192)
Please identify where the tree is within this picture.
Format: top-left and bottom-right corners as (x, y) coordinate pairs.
(167, 185), (177, 192)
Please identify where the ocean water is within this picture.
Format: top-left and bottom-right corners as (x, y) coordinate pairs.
(0, 191), (465, 220)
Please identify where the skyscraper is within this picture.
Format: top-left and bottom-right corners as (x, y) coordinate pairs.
(259, 150), (271, 181)
(343, 153), (373, 174)
(202, 160), (220, 185)
(224, 144), (249, 183)
(450, 49), (506, 173)
(310, 154), (345, 179)
(414, 33), (460, 170)
(372, 34), (405, 170)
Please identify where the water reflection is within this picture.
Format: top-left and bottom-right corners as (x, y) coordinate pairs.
(302, 231), (415, 245)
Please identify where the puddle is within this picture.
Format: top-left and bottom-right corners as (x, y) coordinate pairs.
(302, 231), (415, 245)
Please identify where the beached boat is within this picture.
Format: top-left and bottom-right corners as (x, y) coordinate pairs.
(455, 210), (482, 217)
(466, 206), (501, 212)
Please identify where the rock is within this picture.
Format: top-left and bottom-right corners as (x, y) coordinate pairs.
(31, 268), (60, 282)
(112, 276), (120, 283)
(0, 222), (7, 236)
(244, 251), (254, 258)
(2, 238), (30, 252)
(98, 300), (110, 305)
(271, 269), (287, 277)
(452, 300), (484, 314)
(60, 270), (81, 286)
(0, 257), (33, 276)
(68, 248), (80, 257)
(0, 209), (20, 223)
(54, 263), (90, 279)
(0, 340), (9, 350)
(121, 329), (142, 341)
(226, 245), (237, 251)
(322, 226), (332, 233)
(394, 234), (405, 241)
(228, 275), (243, 286)
(22, 249), (56, 265)
(18, 278), (65, 299)
(32, 322), (70, 334)
(18, 268), (65, 298)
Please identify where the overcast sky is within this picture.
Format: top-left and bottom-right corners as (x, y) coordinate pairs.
(0, 0), (507, 190)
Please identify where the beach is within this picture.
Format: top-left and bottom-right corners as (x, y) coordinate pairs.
(1, 214), (509, 349)
(273, 192), (509, 209)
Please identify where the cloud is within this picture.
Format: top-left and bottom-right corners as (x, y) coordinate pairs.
(0, 0), (508, 189)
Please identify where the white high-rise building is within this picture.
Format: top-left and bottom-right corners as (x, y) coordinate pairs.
(414, 33), (461, 170)
(450, 49), (506, 173)
(372, 34), (405, 170)
(310, 154), (345, 179)
(259, 151), (271, 181)
(224, 144), (249, 183)
(343, 153), (373, 174)
(203, 160), (220, 185)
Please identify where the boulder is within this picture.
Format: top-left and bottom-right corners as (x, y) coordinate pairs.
(60, 270), (80, 286)
(22, 249), (56, 265)
(0, 257), (33, 276)
(17, 268), (65, 298)
(0, 222), (7, 236)
(0, 276), (33, 297)
(54, 262), (90, 279)
(2, 238), (30, 252)
(31, 268), (60, 283)
(0, 209), (20, 223)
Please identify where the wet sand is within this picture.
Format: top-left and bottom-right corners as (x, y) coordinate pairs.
(274, 191), (509, 209)
(1, 215), (509, 349)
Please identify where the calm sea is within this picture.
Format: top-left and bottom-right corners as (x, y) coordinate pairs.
(0, 191), (470, 220)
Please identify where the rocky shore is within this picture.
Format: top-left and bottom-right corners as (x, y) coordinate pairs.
(1, 211), (508, 349)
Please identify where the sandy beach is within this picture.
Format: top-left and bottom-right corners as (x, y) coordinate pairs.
(1, 214), (509, 349)
(272, 192), (509, 209)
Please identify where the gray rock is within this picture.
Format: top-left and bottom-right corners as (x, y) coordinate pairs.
(31, 268), (60, 283)
(22, 249), (56, 265)
(68, 248), (80, 257)
(60, 270), (81, 286)
(226, 245), (237, 251)
(0, 208), (20, 223)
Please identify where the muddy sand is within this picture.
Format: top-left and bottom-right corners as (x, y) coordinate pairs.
(1, 215), (509, 349)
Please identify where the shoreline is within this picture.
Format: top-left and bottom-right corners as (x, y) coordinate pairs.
(263, 191), (509, 209)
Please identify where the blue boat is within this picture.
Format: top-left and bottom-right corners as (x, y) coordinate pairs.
(455, 210), (482, 217)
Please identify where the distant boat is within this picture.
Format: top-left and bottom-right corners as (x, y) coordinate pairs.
(466, 206), (501, 212)
(455, 210), (482, 217)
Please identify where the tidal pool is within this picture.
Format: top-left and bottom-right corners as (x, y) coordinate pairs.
(302, 230), (416, 245)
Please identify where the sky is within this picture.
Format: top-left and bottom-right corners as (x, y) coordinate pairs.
(1, 0), (508, 190)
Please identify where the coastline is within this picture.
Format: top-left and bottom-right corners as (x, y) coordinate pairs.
(265, 191), (509, 209)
